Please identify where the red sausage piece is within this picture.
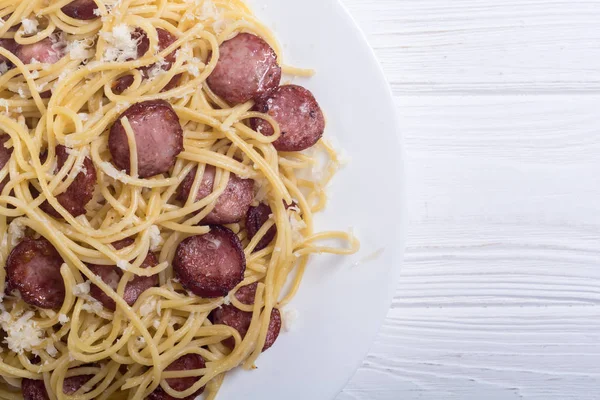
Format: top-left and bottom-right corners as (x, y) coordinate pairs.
(148, 354), (206, 400)
(113, 28), (179, 94)
(40, 145), (97, 218)
(109, 100), (183, 178)
(22, 375), (93, 400)
(211, 283), (281, 351)
(0, 38), (18, 65)
(245, 203), (276, 251)
(16, 37), (64, 64)
(0, 134), (13, 192)
(251, 85), (325, 152)
(173, 226), (245, 298)
(6, 238), (65, 310)
(88, 238), (159, 311)
(178, 166), (254, 225)
(206, 33), (281, 105)
(61, 0), (99, 20)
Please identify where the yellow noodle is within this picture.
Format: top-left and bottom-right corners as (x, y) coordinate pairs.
(0, 1), (359, 399)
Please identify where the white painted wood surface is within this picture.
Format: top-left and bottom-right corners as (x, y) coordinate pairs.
(337, 1), (600, 399)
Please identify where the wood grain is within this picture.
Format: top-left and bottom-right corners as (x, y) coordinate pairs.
(338, 0), (600, 399)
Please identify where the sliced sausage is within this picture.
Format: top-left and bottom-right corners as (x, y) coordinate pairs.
(112, 74), (135, 95)
(61, 0), (99, 20)
(109, 100), (183, 178)
(177, 166), (254, 225)
(148, 354), (206, 400)
(173, 226), (245, 298)
(0, 134), (13, 192)
(0, 38), (18, 65)
(21, 379), (49, 400)
(22, 375), (93, 400)
(251, 85), (325, 152)
(6, 238), (65, 309)
(62, 375), (94, 394)
(245, 203), (276, 251)
(88, 238), (159, 311)
(206, 33), (281, 105)
(113, 28), (180, 94)
(39, 145), (97, 218)
(16, 37), (64, 64)
(211, 283), (281, 351)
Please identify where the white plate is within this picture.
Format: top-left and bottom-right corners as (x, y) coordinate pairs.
(218, 1), (405, 399)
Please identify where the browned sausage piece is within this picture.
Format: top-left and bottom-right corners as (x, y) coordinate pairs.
(6, 238), (65, 310)
(109, 100), (183, 178)
(21, 379), (49, 400)
(113, 28), (179, 94)
(16, 37), (64, 64)
(251, 85), (325, 152)
(0, 134), (13, 192)
(88, 238), (159, 311)
(39, 145), (97, 218)
(0, 38), (18, 65)
(173, 226), (245, 298)
(211, 282), (281, 351)
(245, 203), (276, 251)
(148, 354), (206, 400)
(22, 375), (93, 400)
(206, 33), (281, 105)
(61, 0), (99, 20)
(177, 166), (254, 225)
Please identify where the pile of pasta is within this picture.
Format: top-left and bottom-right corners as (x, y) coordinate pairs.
(0, 0), (358, 399)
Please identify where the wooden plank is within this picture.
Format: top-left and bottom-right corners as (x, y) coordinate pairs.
(338, 92), (600, 399)
(343, 0), (600, 93)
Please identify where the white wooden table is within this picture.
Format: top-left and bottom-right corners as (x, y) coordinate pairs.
(338, 1), (600, 399)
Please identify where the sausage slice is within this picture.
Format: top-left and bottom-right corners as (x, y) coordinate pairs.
(61, 0), (99, 20)
(40, 145), (97, 218)
(177, 166), (254, 225)
(109, 100), (183, 178)
(113, 28), (180, 94)
(245, 203), (276, 251)
(16, 37), (64, 64)
(251, 85), (325, 152)
(148, 354), (206, 400)
(88, 238), (159, 311)
(0, 38), (18, 65)
(173, 226), (245, 298)
(22, 375), (93, 400)
(206, 33), (281, 105)
(6, 238), (65, 310)
(211, 283), (281, 351)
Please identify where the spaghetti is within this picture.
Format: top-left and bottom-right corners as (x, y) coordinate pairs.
(0, 0), (359, 399)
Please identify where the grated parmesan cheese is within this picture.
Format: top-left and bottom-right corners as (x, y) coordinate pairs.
(66, 40), (92, 60)
(101, 24), (140, 63)
(45, 342), (58, 357)
(146, 58), (167, 80)
(205, 236), (222, 250)
(8, 219), (25, 247)
(140, 297), (161, 317)
(289, 215), (307, 243)
(0, 311), (44, 354)
(21, 18), (38, 35)
(58, 314), (69, 324)
(283, 309), (299, 332)
(116, 260), (129, 271)
(72, 281), (91, 296)
(148, 225), (162, 251)
(0, 62), (8, 75)
(81, 298), (103, 314)
(222, 294), (231, 305)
